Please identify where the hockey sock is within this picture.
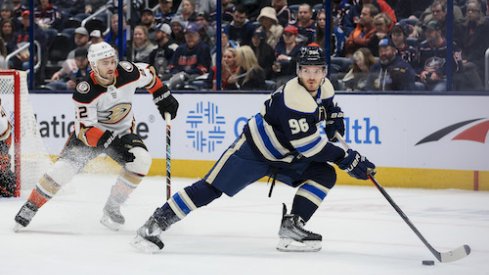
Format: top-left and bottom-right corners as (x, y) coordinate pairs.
(158, 180), (223, 222)
(291, 180), (330, 222)
(27, 174), (62, 208)
(105, 169), (141, 207)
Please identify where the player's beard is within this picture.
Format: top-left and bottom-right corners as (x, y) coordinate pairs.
(96, 69), (116, 86)
(302, 77), (322, 93)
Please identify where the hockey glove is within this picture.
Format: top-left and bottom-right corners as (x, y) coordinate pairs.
(109, 136), (136, 163)
(325, 105), (345, 142)
(153, 88), (179, 120)
(337, 149), (376, 180)
(97, 130), (117, 149)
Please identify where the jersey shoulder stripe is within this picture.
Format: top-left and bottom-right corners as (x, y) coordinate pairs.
(115, 61), (141, 86)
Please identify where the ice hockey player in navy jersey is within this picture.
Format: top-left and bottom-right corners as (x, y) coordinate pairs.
(132, 45), (375, 253)
(14, 42), (179, 231)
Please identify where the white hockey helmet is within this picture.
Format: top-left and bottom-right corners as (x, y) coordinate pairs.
(87, 41), (118, 68)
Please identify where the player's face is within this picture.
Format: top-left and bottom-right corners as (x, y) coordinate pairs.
(298, 65), (325, 92)
(96, 56), (117, 81)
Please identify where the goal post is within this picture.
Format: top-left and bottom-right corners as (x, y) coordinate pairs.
(0, 70), (52, 196)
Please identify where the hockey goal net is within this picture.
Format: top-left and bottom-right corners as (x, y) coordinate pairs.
(0, 70), (52, 196)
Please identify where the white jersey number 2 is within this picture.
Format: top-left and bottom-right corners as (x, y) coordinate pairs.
(289, 118), (309, 134)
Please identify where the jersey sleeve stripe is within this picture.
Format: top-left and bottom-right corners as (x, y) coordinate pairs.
(248, 115), (294, 162)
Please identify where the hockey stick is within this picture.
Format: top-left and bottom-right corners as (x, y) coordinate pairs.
(334, 133), (471, 263)
(165, 113), (172, 200)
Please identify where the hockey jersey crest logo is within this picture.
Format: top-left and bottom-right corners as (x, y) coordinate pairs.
(76, 81), (90, 94)
(119, 61), (134, 72)
(98, 103), (132, 124)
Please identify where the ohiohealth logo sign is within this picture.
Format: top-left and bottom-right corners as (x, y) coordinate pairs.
(185, 101), (226, 153)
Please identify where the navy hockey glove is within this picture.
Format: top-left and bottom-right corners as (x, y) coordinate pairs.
(325, 105), (344, 142)
(337, 149), (376, 180)
(153, 88), (179, 120)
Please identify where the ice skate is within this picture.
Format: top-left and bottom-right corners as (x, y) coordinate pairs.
(100, 202), (125, 231)
(276, 204), (322, 252)
(14, 201), (39, 232)
(131, 217), (165, 253)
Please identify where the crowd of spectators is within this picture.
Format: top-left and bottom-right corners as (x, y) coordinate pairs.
(0, 0), (488, 92)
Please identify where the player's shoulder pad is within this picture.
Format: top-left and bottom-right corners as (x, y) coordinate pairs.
(319, 78), (335, 100)
(73, 76), (105, 104)
(115, 61), (141, 85)
(283, 77), (317, 114)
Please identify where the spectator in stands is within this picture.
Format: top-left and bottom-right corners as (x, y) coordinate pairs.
(154, 0), (175, 24)
(222, 0), (235, 23)
(344, 3), (378, 56)
(315, 8), (345, 57)
(90, 29), (103, 44)
(294, 3), (315, 44)
(368, 13), (392, 57)
(133, 25), (157, 63)
(11, 10), (46, 71)
(140, 8), (158, 43)
(170, 17), (185, 45)
(168, 23), (211, 87)
(0, 19), (17, 53)
(105, 13), (127, 58)
(176, 0), (215, 17)
(221, 47), (240, 89)
(1, 3), (21, 31)
(341, 47), (376, 91)
(420, 0), (464, 32)
(11, 0), (27, 18)
(227, 45), (266, 90)
(251, 28), (275, 80)
(390, 22), (419, 69)
(69, 27), (90, 58)
(196, 12), (215, 50)
(51, 0), (85, 18)
(395, 0), (432, 20)
(272, 0), (291, 27)
(149, 23), (178, 80)
(224, 5), (255, 46)
(34, 0), (63, 45)
(256, 6), (283, 48)
(344, 0), (396, 37)
(47, 47), (89, 90)
(174, 0), (197, 24)
(273, 25), (302, 85)
(367, 38), (416, 91)
(455, 0), (489, 81)
(0, 37), (7, 68)
(85, 0), (107, 14)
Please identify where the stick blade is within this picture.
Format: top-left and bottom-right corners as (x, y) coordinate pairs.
(438, 244), (471, 263)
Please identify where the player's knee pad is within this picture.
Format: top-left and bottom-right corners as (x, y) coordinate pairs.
(124, 147), (151, 176)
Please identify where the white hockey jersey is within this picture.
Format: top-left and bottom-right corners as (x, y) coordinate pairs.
(73, 61), (160, 147)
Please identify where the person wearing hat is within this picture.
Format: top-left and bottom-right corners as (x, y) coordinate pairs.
(273, 25), (302, 83)
(149, 23), (179, 80)
(390, 23), (419, 69)
(169, 17), (185, 45)
(90, 30), (103, 44)
(366, 38), (415, 91)
(155, 0), (175, 24)
(69, 27), (90, 58)
(47, 47), (90, 90)
(141, 8), (158, 43)
(293, 3), (316, 44)
(257, 6), (283, 48)
(167, 23), (212, 88)
(223, 4), (255, 46)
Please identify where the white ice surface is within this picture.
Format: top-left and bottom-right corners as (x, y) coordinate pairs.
(1, 174), (488, 275)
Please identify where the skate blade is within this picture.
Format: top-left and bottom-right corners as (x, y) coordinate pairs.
(130, 235), (164, 254)
(13, 223), (25, 233)
(276, 238), (322, 252)
(100, 215), (122, 231)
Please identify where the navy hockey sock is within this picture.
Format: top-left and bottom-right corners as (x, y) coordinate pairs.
(291, 181), (331, 222)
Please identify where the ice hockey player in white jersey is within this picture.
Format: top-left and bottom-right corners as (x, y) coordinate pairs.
(131, 45), (376, 253)
(0, 98), (15, 197)
(14, 42), (179, 231)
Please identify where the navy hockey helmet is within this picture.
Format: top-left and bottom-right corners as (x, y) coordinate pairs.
(297, 45), (326, 67)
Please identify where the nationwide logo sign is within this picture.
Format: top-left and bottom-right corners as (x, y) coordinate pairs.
(185, 101), (226, 153)
(416, 118), (489, 145)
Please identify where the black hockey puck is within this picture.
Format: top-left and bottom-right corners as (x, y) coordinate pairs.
(422, 260), (435, 266)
